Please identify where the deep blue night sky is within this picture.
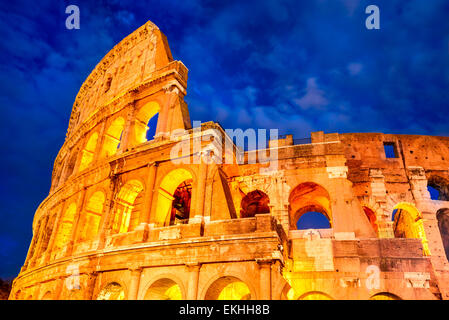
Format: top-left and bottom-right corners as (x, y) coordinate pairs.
(0, 0), (448, 279)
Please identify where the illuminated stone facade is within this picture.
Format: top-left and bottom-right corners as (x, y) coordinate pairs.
(9, 21), (449, 300)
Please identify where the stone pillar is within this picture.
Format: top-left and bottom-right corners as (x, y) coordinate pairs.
(155, 86), (179, 139)
(43, 201), (66, 264)
(54, 277), (65, 300)
(93, 120), (107, 163)
(66, 187), (87, 256)
(118, 103), (136, 153)
(193, 153), (208, 222)
(128, 268), (143, 300)
(186, 264), (201, 300)
(257, 260), (272, 300)
(85, 272), (98, 300)
(97, 177), (119, 249)
(29, 215), (49, 266)
(139, 162), (158, 226)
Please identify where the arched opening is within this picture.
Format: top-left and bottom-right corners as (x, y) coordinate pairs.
(78, 132), (98, 172)
(427, 176), (449, 201)
(204, 276), (251, 300)
(437, 208), (449, 261)
(96, 282), (125, 300)
(64, 151), (78, 181)
(155, 169), (193, 226)
(298, 291), (332, 300)
(41, 291), (52, 300)
(78, 191), (105, 242)
(134, 102), (160, 144)
(370, 292), (401, 300)
(363, 206), (378, 233)
(101, 117), (125, 158)
(289, 182), (332, 230)
(53, 203), (77, 253)
(392, 203), (430, 255)
(144, 278), (182, 300)
(112, 180), (144, 234)
(240, 190), (270, 218)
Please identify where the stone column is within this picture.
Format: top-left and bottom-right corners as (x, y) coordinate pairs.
(54, 277), (65, 300)
(97, 177), (119, 250)
(66, 187), (87, 256)
(192, 153), (208, 222)
(155, 86), (179, 139)
(139, 162), (158, 226)
(118, 103), (136, 153)
(186, 264), (201, 300)
(128, 268), (143, 300)
(43, 201), (66, 264)
(257, 259), (272, 300)
(85, 272), (98, 300)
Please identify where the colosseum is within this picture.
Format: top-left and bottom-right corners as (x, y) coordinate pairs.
(9, 20), (449, 300)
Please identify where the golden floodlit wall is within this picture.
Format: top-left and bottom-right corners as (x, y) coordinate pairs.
(9, 21), (449, 300)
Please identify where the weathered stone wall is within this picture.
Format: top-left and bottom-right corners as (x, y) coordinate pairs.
(9, 21), (449, 300)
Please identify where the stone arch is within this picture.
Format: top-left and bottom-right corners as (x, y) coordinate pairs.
(279, 283), (293, 300)
(289, 182), (332, 230)
(112, 180), (144, 234)
(78, 132), (99, 172)
(392, 202), (430, 255)
(100, 116), (125, 158)
(437, 208), (449, 261)
(427, 175), (449, 201)
(204, 276), (253, 300)
(78, 191), (105, 242)
(362, 206), (379, 234)
(96, 282), (125, 300)
(40, 291), (52, 300)
(52, 203), (77, 254)
(143, 278), (183, 300)
(297, 291), (333, 300)
(240, 190), (270, 218)
(64, 149), (78, 181)
(370, 292), (402, 300)
(133, 101), (161, 145)
(154, 168), (194, 226)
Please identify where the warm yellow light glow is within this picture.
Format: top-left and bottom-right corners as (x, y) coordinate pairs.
(205, 276), (251, 300)
(370, 292), (401, 300)
(155, 168), (193, 226)
(78, 191), (105, 241)
(96, 282), (125, 300)
(112, 180), (144, 233)
(217, 282), (251, 300)
(393, 202), (430, 255)
(134, 101), (160, 144)
(299, 291), (332, 300)
(53, 203), (76, 252)
(78, 132), (98, 172)
(144, 279), (182, 300)
(100, 117), (125, 158)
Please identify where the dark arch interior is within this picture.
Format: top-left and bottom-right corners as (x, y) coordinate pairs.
(240, 190), (270, 218)
(437, 209), (449, 261)
(427, 176), (449, 201)
(170, 180), (192, 225)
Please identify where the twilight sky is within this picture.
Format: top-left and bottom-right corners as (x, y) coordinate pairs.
(0, 0), (448, 279)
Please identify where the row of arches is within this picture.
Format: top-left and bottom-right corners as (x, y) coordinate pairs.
(31, 176), (449, 266)
(57, 102), (161, 187)
(28, 279), (402, 300)
(95, 276), (252, 300)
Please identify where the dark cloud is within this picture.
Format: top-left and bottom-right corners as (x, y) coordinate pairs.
(0, 0), (448, 278)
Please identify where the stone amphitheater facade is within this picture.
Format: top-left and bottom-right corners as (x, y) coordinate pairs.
(9, 21), (449, 300)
